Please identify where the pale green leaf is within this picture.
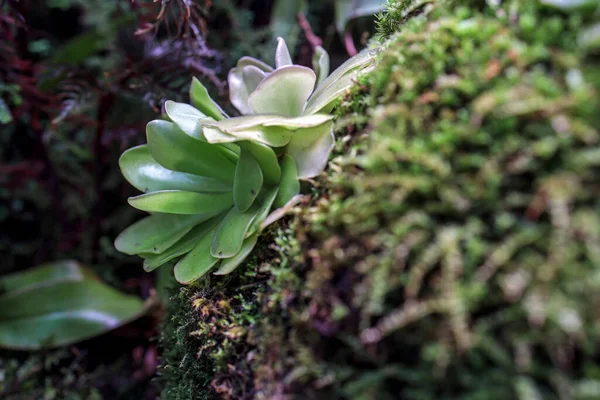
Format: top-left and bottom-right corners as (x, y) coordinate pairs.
(287, 120), (335, 179)
(274, 155), (300, 208)
(119, 145), (231, 194)
(190, 77), (228, 121)
(213, 233), (259, 275)
(248, 65), (316, 117)
(128, 190), (233, 215)
(114, 213), (210, 255)
(146, 119), (236, 182)
(234, 148), (264, 212)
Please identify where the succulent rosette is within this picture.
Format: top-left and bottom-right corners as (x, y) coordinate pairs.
(115, 38), (376, 284)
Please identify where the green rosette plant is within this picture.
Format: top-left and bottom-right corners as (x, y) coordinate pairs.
(115, 38), (377, 284)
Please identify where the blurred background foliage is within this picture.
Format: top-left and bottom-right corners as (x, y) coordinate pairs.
(0, 0), (381, 398)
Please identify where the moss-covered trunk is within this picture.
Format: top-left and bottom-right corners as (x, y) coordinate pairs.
(160, 1), (600, 398)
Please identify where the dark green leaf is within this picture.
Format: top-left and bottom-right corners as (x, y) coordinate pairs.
(234, 148), (264, 212)
(146, 119), (236, 182)
(0, 262), (144, 350)
(128, 190), (233, 215)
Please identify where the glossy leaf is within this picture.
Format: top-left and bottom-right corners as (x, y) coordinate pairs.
(128, 190), (233, 215)
(313, 46), (330, 86)
(286, 120), (335, 179)
(211, 203), (261, 258)
(0, 262), (144, 350)
(248, 65), (316, 117)
(214, 233), (259, 275)
(119, 145), (231, 194)
(274, 155), (300, 208)
(174, 225), (220, 284)
(239, 141), (281, 186)
(142, 216), (222, 271)
(234, 148), (264, 212)
(190, 77), (228, 121)
(275, 37), (293, 68)
(115, 213), (210, 255)
(246, 187), (279, 238)
(164, 100), (206, 139)
(147, 119), (236, 181)
(0, 260), (86, 293)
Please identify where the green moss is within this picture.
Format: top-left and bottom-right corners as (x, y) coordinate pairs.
(160, 0), (600, 398)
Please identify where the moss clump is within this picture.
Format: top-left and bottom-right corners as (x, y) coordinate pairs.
(160, 0), (600, 398)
